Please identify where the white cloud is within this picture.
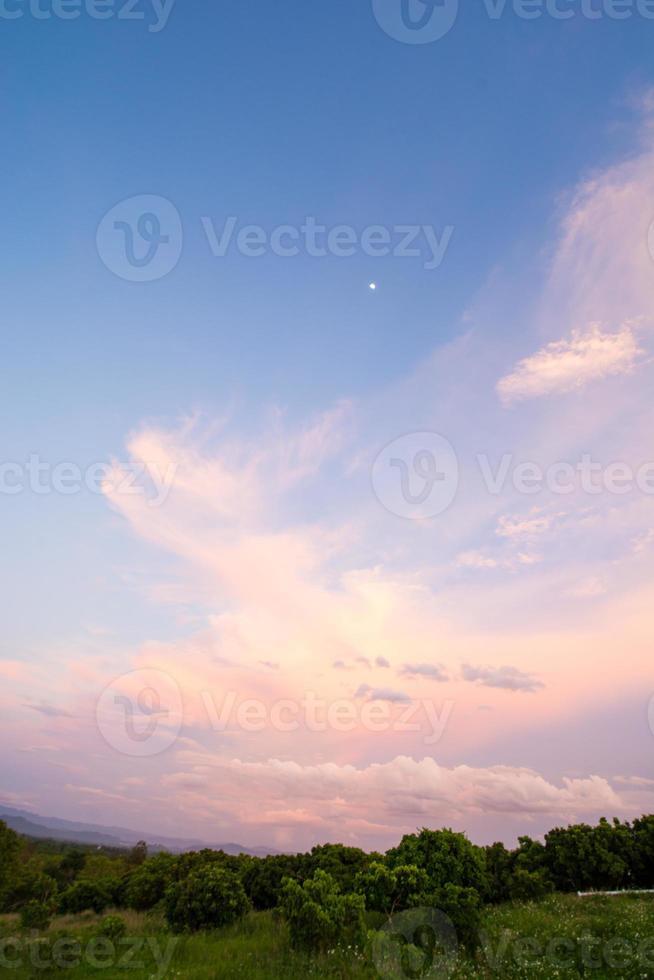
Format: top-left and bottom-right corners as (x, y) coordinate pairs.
(497, 323), (644, 406)
(169, 755), (625, 836)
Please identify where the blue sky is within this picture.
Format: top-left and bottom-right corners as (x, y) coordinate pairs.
(3, 0), (654, 847)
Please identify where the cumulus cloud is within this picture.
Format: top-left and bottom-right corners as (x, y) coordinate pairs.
(497, 323), (644, 406)
(461, 664), (544, 693)
(166, 755), (625, 842)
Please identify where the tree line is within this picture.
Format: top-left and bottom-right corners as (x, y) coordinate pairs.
(1, 814), (653, 950)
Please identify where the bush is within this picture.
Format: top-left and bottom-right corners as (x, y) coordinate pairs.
(433, 883), (482, 952)
(165, 865), (250, 932)
(20, 901), (52, 931)
(280, 869), (366, 953)
(4, 869), (57, 912)
(58, 880), (112, 915)
(355, 862), (429, 915)
(242, 854), (304, 910)
(96, 915), (127, 940)
(387, 828), (488, 896)
(0, 821), (22, 911)
(508, 868), (553, 901)
(124, 856), (176, 911)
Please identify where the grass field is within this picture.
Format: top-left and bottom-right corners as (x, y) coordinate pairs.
(1, 893), (653, 979)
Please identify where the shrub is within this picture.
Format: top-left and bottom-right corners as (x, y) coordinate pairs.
(165, 865), (250, 932)
(58, 880), (112, 915)
(97, 914), (127, 941)
(387, 828), (488, 896)
(20, 901), (52, 931)
(242, 854), (304, 910)
(433, 883), (482, 952)
(0, 821), (22, 911)
(124, 856), (176, 911)
(508, 868), (553, 901)
(280, 869), (366, 953)
(355, 862), (429, 915)
(4, 869), (57, 912)
(303, 844), (371, 895)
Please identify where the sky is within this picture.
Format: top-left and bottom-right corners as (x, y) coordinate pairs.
(2, 0), (654, 851)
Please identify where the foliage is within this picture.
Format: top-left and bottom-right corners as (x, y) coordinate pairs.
(58, 879), (112, 914)
(387, 828), (489, 896)
(544, 818), (634, 892)
(126, 840), (148, 868)
(280, 869), (366, 953)
(355, 861), (428, 915)
(242, 854), (303, 910)
(0, 821), (22, 910)
(19, 900), (52, 931)
(632, 814), (654, 886)
(3, 867), (57, 911)
(96, 914), (127, 940)
(165, 864), (251, 933)
(302, 844), (371, 895)
(124, 853), (177, 910)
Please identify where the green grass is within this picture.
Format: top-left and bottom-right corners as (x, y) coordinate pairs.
(1, 894), (653, 978)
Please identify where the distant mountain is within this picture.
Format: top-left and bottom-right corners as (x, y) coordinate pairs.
(0, 804), (277, 857)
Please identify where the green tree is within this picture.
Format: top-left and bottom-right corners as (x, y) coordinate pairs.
(124, 853), (176, 910)
(20, 901), (52, 931)
(355, 861), (428, 916)
(632, 814), (654, 886)
(0, 821), (22, 910)
(59, 880), (112, 914)
(280, 869), (366, 953)
(165, 865), (250, 932)
(386, 829), (486, 951)
(387, 828), (488, 896)
(241, 854), (304, 910)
